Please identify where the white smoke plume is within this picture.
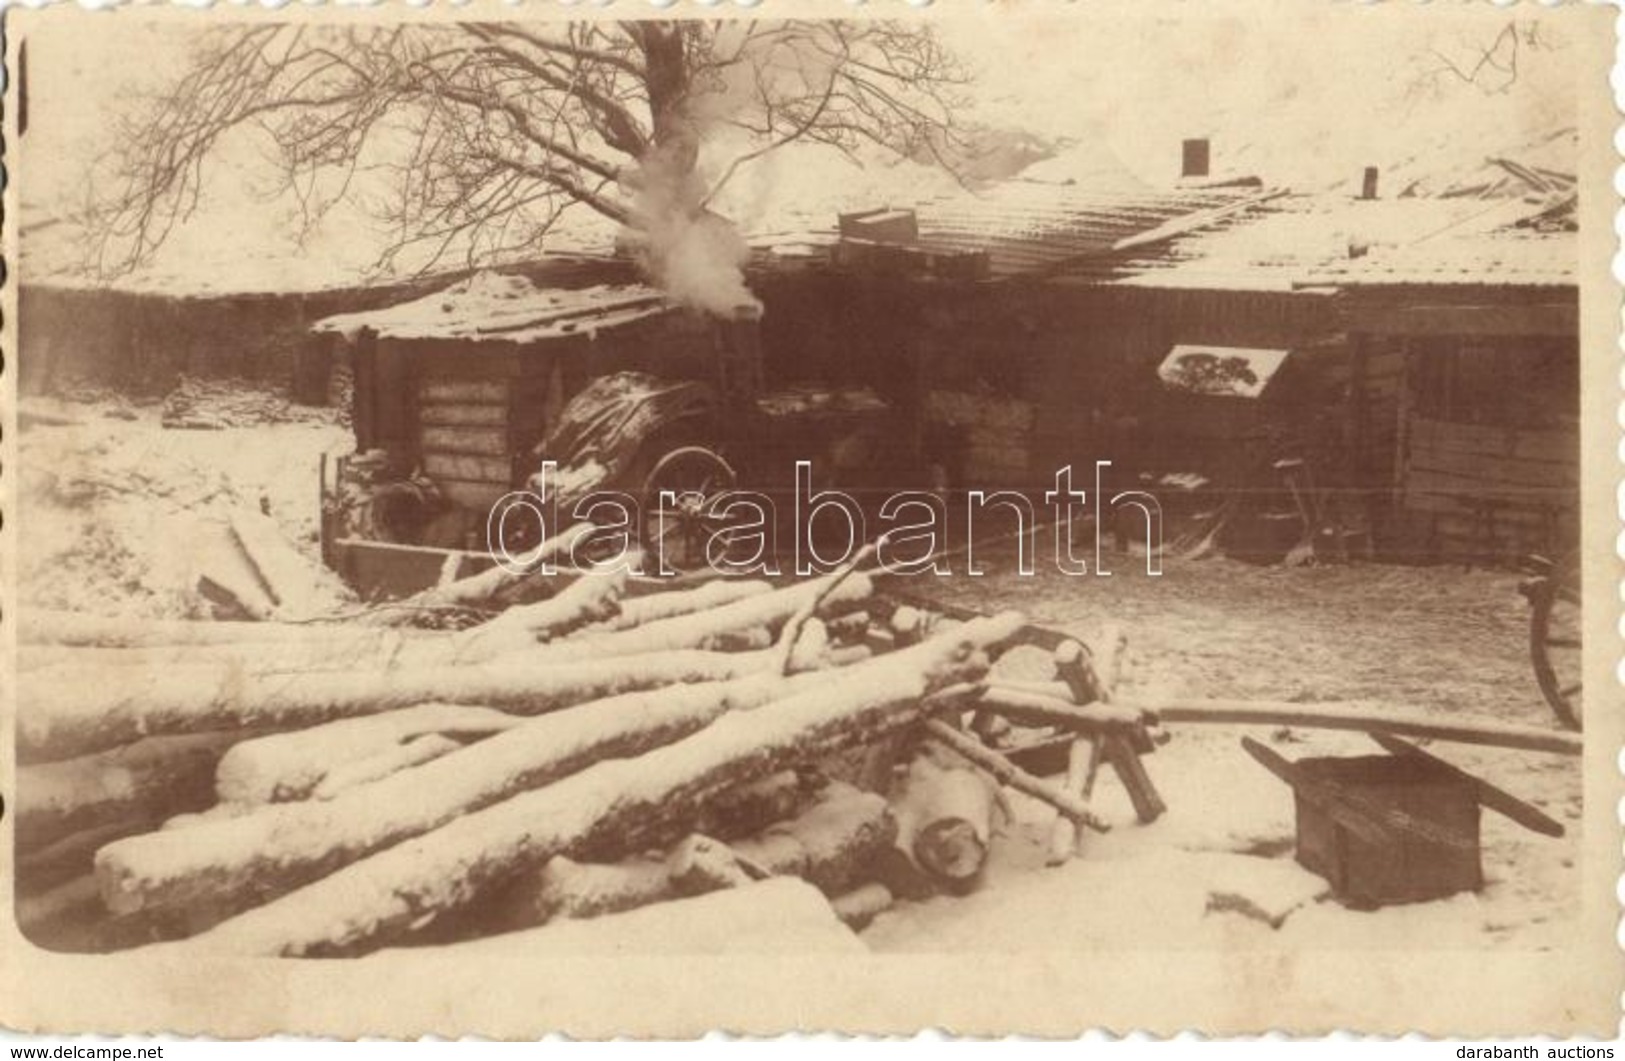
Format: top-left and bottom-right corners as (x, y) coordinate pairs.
(622, 133), (763, 317)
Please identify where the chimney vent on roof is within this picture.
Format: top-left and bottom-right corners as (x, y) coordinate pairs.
(1361, 166), (1380, 200)
(1182, 138), (1210, 179)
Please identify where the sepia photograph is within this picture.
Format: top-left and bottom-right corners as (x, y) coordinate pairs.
(0, 0), (1617, 1039)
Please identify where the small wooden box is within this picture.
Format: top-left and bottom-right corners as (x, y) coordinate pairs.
(1292, 754), (1483, 909)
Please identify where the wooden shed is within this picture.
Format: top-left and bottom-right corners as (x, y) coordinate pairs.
(312, 270), (716, 520)
(1321, 230), (1579, 563)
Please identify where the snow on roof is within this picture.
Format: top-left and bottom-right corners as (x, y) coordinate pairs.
(310, 272), (673, 344)
(1308, 229), (1576, 289)
(856, 182), (1277, 280)
(1057, 190), (1574, 292)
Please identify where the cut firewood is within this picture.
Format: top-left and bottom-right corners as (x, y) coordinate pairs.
(830, 882), (894, 929)
(727, 782), (896, 895)
(215, 703), (521, 804)
(923, 719), (1111, 834)
(447, 571), (627, 662)
(18, 732), (255, 851)
(176, 612), (1023, 955)
(887, 749), (999, 892)
(24, 646), (767, 761)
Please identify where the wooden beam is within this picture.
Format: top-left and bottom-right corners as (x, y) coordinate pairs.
(1346, 302), (1576, 338)
(1138, 698), (1581, 756)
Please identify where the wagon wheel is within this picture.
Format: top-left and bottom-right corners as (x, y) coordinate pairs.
(640, 446), (738, 575)
(1530, 551), (1582, 730)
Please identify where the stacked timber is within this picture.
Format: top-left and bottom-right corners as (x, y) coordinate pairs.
(16, 543), (1158, 957)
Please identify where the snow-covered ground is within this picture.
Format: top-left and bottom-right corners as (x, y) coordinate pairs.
(16, 389), (350, 619)
(862, 554), (1582, 952)
(14, 400), (1582, 950)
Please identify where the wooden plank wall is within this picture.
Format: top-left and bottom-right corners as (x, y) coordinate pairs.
(417, 376), (517, 510)
(1401, 414), (1578, 560)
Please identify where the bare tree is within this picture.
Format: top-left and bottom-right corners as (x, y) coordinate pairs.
(1410, 19), (1554, 99)
(84, 20), (969, 288)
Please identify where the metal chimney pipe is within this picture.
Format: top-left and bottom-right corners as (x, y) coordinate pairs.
(1182, 138), (1210, 178)
(1360, 166), (1380, 200)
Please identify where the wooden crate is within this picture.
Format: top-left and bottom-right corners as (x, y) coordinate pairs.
(1292, 753), (1482, 909)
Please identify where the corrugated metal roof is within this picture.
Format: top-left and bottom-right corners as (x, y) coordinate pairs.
(854, 182), (1276, 280)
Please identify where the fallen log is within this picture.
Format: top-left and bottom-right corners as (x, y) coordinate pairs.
(25, 646), (767, 761)
(1142, 699), (1583, 756)
(18, 819), (149, 893)
(886, 749), (999, 893)
(493, 834), (749, 928)
(595, 579), (775, 631)
(693, 770), (822, 840)
(360, 523), (594, 625)
(726, 782), (896, 895)
(447, 570), (626, 662)
(214, 703), (522, 804)
(180, 612), (1023, 955)
(555, 571), (874, 662)
(97, 673), (785, 920)
(18, 732), (255, 851)
(99, 645), (910, 921)
(19, 610), (389, 648)
(18, 631), (432, 677)
(377, 878), (865, 958)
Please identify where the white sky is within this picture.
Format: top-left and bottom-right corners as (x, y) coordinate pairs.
(13, 5), (1582, 287)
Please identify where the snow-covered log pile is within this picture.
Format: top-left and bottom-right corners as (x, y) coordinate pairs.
(16, 553), (1152, 956)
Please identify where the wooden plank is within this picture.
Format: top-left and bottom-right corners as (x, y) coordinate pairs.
(1409, 446), (1577, 489)
(420, 426), (508, 457)
(420, 379), (509, 404)
(1404, 467), (1576, 507)
(1410, 417), (1577, 464)
(1347, 302), (1577, 338)
(1145, 699), (1581, 756)
(423, 453), (512, 483)
(1368, 733), (1565, 838)
(437, 479), (512, 510)
(419, 404), (508, 427)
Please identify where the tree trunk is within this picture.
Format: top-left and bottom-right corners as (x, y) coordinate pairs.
(24, 646), (766, 761)
(886, 749), (998, 893)
(17, 732), (254, 852)
(176, 612), (1023, 955)
(213, 703), (522, 804)
(447, 570), (627, 662)
(596, 579), (775, 631)
(96, 672), (802, 921)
